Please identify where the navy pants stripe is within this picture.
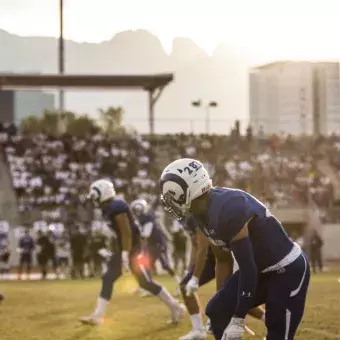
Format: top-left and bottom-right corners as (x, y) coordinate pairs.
(205, 253), (310, 340)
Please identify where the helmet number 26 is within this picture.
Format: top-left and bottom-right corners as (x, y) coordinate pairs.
(177, 161), (201, 175)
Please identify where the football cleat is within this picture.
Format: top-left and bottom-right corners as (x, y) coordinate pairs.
(140, 289), (152, 298)
(79, 315), (103, 325)
(179, 329), (207, 340)
(167, 303), (186, 324)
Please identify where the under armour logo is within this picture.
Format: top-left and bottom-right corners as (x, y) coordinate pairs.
(277, 268), (286, 274)
(241, 291), (252, 298)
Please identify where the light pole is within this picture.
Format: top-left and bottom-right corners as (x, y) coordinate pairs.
(191, 100), (218, 134)
(59, 0), (65, 113)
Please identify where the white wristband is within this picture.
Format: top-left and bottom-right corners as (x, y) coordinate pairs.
(122, 250), (129, 261)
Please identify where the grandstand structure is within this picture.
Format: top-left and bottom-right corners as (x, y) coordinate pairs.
(0, 73), (174, 135)
(1, 75), (340, 262)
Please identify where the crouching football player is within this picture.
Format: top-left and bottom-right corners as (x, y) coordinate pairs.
(179, 216), (265, 340)
(160, 159), (310, 340)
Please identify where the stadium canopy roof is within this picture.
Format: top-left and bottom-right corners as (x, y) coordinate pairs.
(0, 73), (174, 134)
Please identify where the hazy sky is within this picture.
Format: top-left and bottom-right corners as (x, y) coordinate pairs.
(1, 0), (340, 63)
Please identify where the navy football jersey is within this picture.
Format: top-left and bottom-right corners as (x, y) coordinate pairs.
(192, 187), (294, 271)
(137, 213), (167, 246)
(19, 235), (35, 254)
(102, 199), (140, 249)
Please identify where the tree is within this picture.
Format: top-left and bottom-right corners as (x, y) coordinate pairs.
(66, 114), (98, 137)
(20, 115), (42, 134)
(99, 106), (124, 135)
(40, 110), (60, 135)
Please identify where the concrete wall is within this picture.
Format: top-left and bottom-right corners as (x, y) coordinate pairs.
(322, 224), (340, 260)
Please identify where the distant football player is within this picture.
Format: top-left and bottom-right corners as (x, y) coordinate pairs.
(0, 221), (10, 276)
(179, 216), (265, 340)
(79, 179), (184, 325)
(131, 199), (181, 284)
(18, 228), (35, 280)
(160, 159), (310, 340)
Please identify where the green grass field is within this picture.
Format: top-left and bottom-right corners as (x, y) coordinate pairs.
(1, 271), (340, 340)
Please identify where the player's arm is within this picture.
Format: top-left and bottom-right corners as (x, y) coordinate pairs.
(115, 213), (132, 253)
(211, 245), (233, 290)
(184, 229), (210, 296)
(140, 222), (153, 239)
(230, 217), (257, 319)
(192, 229), (210, 279)
(188, 232), (198, 268)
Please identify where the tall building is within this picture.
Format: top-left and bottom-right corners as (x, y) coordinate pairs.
(0, 90), (55, 125)
(249, 61), (340, 135)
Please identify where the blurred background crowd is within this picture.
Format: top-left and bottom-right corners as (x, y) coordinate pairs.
(0, 114), (334, 280)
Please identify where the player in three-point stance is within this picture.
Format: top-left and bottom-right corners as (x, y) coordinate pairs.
(160, 158), (310, 340)
(80, 179), (184, 325)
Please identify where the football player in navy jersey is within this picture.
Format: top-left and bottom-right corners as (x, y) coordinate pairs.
(131, 199), (181, 285)
(160, 159), (310, 340)
(80, 179), (184, 325)
(179, 216), (265, 340)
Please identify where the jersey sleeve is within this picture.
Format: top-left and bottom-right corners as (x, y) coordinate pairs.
(216, 195), (255, 242)
(108, 199), (129, 217)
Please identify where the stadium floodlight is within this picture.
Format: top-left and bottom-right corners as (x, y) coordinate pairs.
(59, 0), (65, 113)
(191, 100), (218, 134)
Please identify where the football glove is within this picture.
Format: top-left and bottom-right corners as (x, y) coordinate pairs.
(98, 248), (112, 259)
(222, 317), (245, 340)
(185, 276), (199, 296)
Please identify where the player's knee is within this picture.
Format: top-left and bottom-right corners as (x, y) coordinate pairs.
(205, 296), (219, 318)
(139, 277), (162, 295)
(206, 294), (234, 320)
(102, 268), (119, 283)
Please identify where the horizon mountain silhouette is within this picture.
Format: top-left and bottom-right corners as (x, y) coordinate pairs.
(0, 28), (253, 134)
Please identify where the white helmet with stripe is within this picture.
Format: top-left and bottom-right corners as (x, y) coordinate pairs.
(160, 158), (212, 220)
(87, 179), (116, 204)
(130, 198), (148, 216)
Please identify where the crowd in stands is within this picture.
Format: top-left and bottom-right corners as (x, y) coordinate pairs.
(0, 120), (339, 227)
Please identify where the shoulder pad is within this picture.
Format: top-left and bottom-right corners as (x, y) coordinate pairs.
(108, 199), (128, 215)
(216, 195), (254, 241)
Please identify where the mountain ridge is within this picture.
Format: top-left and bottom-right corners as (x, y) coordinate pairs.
(0, 28), (251, 134)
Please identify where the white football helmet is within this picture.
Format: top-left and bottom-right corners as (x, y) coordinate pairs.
(160, 158), (212, 220)
(87, 179), (116, 204)
(130, 199), (148, 216)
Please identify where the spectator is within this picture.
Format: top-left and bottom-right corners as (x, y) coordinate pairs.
(310, 229), (324, 274)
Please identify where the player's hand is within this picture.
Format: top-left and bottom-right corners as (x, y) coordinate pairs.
(121, 250), (130, 273)
(222, 317), (245, 340)
(98, 248), (112, 259)
(185, 276), (199, 296)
